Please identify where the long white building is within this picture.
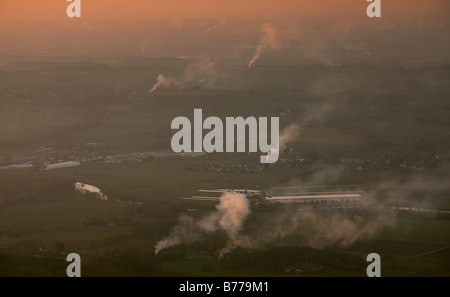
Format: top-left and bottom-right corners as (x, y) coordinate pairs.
(45, 161), (80, 170)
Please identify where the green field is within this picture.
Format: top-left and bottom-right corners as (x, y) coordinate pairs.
(0, 59), (449, 276)
(0, 200), (128, 230)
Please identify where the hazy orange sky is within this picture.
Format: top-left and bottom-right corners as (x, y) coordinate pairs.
(0, 0), (448, 22)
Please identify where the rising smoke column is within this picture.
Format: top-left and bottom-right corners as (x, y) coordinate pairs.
(248, 23), (281, 68)
(149, 58), (218, 93)
(183, 56), (216, 88)
(279, 123), (301, 152)
(206, 18), (227, 33)
(154, 192), (251, 255)
(148, 74), (177, 93)
(275, 103), (332, 155)
(264, 123), (299, 163)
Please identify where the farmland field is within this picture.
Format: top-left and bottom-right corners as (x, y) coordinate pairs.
(0, 13), (449, 277)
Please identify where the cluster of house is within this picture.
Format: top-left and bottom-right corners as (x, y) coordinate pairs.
(193, 162), (264, 173)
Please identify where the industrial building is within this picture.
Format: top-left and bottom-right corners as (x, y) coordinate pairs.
(0, 163), (34, 170)
(45, 161), (80, 170)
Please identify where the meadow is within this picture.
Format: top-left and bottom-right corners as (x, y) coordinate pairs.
(0, 58), (449, 276)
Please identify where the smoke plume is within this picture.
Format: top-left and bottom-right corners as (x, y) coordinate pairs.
(154, 169), (450, 256)
(254, 168), (450, 250)
(183, 56), (217, 88)
(279, 123), (301, 152)
(248, 23), (281, 68)
(154, 192), (251, 254)
(252, 205), (397, 249)
(278, 101), (333, 152)
(148, 74), (177, 93)
(148, 57), (221, 93)
(206, 18), (227, 33)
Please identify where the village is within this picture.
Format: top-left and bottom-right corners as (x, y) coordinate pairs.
(1, 141), (447, 174)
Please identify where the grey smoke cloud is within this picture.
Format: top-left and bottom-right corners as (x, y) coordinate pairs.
(279, 123), (301, 152)
(183, 56), (217, 88)
(253, 205), (397, 249)
(254, 168), (450, 250)
(148, 74), (178, 93)
(244, 20), (369, 67)
(366, 173), (450, 210)
(149, 57), (221, 93)
(248, 23), (282, 68)
(155, 168), (449, 256)
(279, 101), (333, 152)
(206, 18), (228, 33)
(154, 192), (251, 254)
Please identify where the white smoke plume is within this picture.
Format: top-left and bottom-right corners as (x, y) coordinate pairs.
(253, 168), (450, 250)
(148, 58), (221, 93)
(148, 74), (177, 93)
(248, 167), (395, 249)
(255, 174), (450, 249)
(248, 23), (282, 68)
(254, 205), (397, 249)
(154, 169), (450, 256)
(246, 21), (356, 68)
(278, 101), (333, 153)
(154, 192), (251, 255)
(183, 56), (217, 88)
(279, 123), (301, 152)
(206, 18), (227, 33)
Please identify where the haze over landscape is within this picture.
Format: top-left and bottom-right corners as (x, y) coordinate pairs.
(0, 0), (449, 277)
